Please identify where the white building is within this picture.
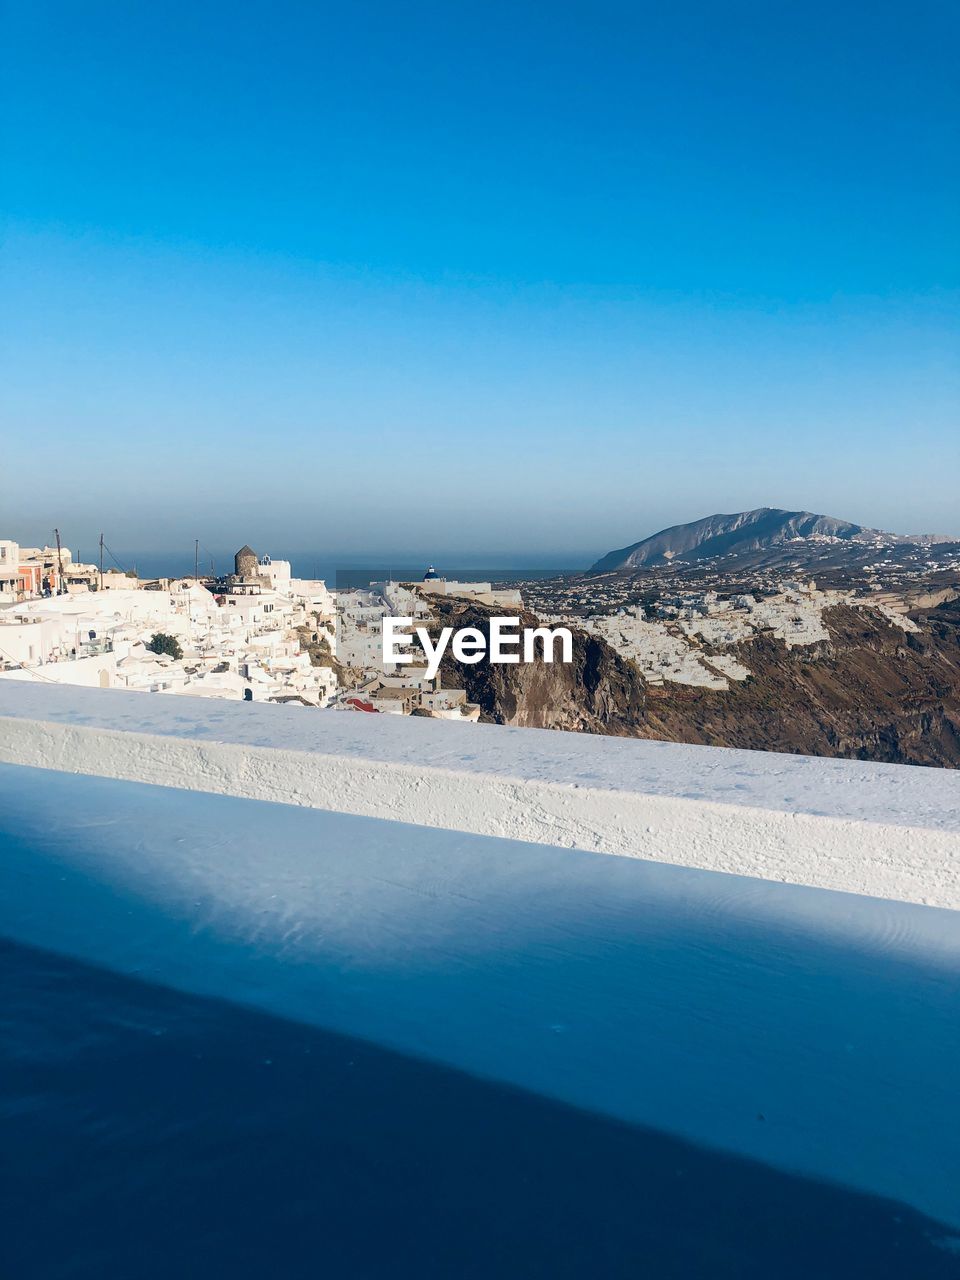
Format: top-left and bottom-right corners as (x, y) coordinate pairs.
(0, 550), (341, 709)
(0, 541), (20, 600)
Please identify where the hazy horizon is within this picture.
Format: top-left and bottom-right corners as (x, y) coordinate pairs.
(4, 1), (958, 547)
(10, 495), (960, 574)
(12, 499), (960, 575)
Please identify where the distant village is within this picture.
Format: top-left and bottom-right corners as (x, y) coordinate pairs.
(508, 567), (948, 691)
(0, 538), (515, 720)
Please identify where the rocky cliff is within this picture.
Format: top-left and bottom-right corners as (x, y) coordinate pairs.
(431, 599), (646, 735)
(428, 596), (960, 768)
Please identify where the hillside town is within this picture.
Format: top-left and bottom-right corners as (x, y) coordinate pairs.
(0, 539), (498, 720)
(571, 584), (885, 690)
(512, 570), (954, 692)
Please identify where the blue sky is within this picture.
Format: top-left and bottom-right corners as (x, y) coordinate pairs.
(2, 0), (958, 561)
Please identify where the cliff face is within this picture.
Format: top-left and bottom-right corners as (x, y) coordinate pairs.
(428, 597), (960, 768)
(431, 600), (646, 735)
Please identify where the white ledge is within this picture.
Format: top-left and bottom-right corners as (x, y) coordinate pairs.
(0, 682), (958, 908)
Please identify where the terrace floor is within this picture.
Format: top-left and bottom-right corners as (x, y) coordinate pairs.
(2, 760), (959, 1276)
(3, 936), (959, 1279)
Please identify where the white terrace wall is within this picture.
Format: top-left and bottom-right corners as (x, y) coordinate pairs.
(0, 681), (958, 908)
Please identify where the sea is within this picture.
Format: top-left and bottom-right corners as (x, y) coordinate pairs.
(89, 549), (590, 588)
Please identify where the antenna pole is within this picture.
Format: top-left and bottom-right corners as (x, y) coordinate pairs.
(54, 527), (65, 595)
(195, 538), (199, 581)
(99, 533), (104, 592)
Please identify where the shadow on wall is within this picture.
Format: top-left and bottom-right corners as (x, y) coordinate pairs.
(3, 938), (960, 1280)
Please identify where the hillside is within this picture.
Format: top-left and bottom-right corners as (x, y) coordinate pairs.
(429, 595), (960, 768)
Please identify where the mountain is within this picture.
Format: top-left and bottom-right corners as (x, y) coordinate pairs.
(590, 508), (947, 572)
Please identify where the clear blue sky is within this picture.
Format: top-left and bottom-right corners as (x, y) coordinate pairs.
(2, 0), (957, 562)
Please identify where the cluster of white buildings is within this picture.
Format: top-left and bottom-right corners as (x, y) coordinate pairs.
(572, 581), (916, 691)
(332, 569), (519, 721)
(0, 543), (500, 720)
(0, 542), (338, 708)
(0, 539), (120, 601)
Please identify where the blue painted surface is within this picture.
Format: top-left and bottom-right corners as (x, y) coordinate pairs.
(1, 761), (959, 1272)
(3, 937), (959, 1279)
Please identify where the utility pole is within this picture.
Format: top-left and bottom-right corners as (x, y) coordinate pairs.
(195, 538), (200, 581)
(54, 528), (65, 595)
(99, 533), (104, 593)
